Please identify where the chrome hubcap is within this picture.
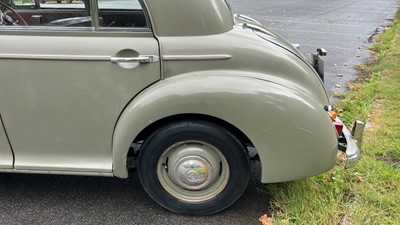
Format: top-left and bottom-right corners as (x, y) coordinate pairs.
(174, 156), (213, 190)
(157, 141), (229, 203)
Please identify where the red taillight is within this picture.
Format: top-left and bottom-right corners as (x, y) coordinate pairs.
(334, 121), (344, 136)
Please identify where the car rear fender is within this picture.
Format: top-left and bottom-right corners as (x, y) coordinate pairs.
(112, 71), (337, 182)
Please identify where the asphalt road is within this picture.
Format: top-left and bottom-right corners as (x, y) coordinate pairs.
(229, 0), (399, 103)
(1, 1), (399, 224)
(0, 162), (266, 225)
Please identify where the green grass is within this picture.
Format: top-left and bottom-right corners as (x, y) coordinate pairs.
(266, 12), (400, 225)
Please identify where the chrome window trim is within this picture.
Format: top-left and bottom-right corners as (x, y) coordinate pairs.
(0, 26), (95, 32)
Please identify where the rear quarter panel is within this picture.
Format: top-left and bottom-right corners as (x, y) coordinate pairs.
(112, 73), (338, 182)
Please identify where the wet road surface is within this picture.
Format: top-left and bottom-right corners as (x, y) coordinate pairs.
(0, 162), (266, 225)
(229, 0), (399, 103)
(1, 0), (399, 224)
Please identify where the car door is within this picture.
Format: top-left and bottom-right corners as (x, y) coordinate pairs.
(0, 0), (160, 173)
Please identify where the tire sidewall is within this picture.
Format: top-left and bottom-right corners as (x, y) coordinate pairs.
(138, 121), (250, 215)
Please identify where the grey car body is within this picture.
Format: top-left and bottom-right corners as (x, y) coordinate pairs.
(0, 0), (364, 215)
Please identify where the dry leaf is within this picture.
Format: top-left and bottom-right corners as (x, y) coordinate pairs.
(336, 107), (344, 113)
(332, 92), (342, 98)
(259, 214), (274, 225)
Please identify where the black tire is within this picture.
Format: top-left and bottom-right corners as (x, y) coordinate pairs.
(138, 121), (250, 215)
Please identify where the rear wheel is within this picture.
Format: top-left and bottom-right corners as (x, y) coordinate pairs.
(138, 121), (250, 215)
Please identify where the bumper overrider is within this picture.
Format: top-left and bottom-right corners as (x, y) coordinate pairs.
(313, 47), (365, 169)
(336, 118), (365, 168)
(312, 48), (327, 82)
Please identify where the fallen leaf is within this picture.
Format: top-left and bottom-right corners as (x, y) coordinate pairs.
(336, 107), (344, 113)
(259, 214), (274, 225)
(331, 92), (342, 98)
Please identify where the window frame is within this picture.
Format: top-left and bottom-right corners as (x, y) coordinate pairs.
(0, 0), (152, 32)
(94, 0), (152, 32)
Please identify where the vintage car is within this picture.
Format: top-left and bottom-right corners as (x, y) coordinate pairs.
(0, 0), (364, 215)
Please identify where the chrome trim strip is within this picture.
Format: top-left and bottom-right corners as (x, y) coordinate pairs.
(0, 168), (114, 177)
(0, 26), (95, 32)
(162, 54), (232, 61)
(234, 14), (263, 25)
(0, 53), (110, 61)
(241, 23), (275, 37)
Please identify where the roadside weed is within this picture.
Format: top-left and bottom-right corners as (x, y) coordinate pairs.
(267, 12), (400, 225)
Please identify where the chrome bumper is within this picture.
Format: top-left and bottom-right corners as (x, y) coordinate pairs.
(337, 119), (365, 169)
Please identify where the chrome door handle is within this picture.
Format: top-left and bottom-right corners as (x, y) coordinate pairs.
(110, 55), (159, 64)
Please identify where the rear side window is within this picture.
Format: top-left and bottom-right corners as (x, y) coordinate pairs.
(98, 0), (147, 28)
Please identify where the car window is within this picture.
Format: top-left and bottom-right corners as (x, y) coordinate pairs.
(97, 0), (147, 28)
(1, 0), (148, 29)
(6, 0), (90, 27)
(12, 0), (85, 9)
(39, 0), (85, 9)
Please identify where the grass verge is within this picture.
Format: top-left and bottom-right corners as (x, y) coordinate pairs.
(266, 12), (400, 225)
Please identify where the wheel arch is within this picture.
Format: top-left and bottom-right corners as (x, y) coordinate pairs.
(111, 74), (263, 179)
(133, 113), (252, 149)
(113, 111), (254, 179)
